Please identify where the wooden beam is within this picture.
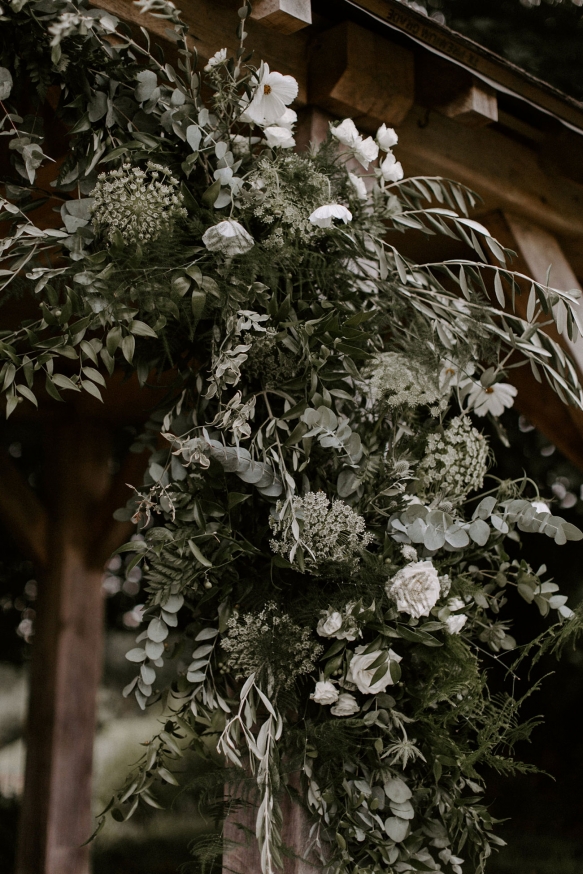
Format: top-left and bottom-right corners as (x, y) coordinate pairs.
(437, 77), (497, 128)
(16, 419), (113, 874)
(482, 211), (583, 471)
(397, 105), (583, 240)
(0, 453), (48, 568)
(309, 20), (414, 130)
(250, 0), (312, 34)
(92, 0), (310, 104)
(504, 211), (583, 373)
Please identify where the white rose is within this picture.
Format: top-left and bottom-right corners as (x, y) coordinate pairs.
(317, 610), (343, 637)
(263, 125), (295, 149)
(330, 692), (360, 717)
(444, 613), (467, 635)
(346, 646), (402, 695)
(309, 204), (352, 228)
(376, 123), (399, 151)
(202, 220), (254, 256)
(387, 560), (441, 619)
(310, 680), (339, 705)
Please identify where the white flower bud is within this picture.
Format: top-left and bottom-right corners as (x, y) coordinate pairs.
(263, 125), (295, 149)
(376, 123), (399, 151)
(310, 680), (339, 705)
(202, 220), (254, 256)
(330, 692), (360, 717)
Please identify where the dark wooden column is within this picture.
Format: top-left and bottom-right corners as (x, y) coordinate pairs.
(15, 419), (112, 874)
(0, 405), (148, 874)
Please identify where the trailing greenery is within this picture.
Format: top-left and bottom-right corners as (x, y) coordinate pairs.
(2, 2), (583, 873)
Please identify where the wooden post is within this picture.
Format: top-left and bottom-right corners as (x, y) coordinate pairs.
(15, 419), (112, 874)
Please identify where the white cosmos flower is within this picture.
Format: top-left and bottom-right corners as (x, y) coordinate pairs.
(331, 118), (361, 148)
(376, 123), (399, 151)
(275, 107), (297, 129)
(330, 692), (360, 717)
(387, 560), (441, 619)
(354, 136), (379, 169)
(310, 680), (339, 705)
(439, 359), (474, 392)
(348, 171), (368, 200)
(244, 63), (298, 127)
(202, 220), (254, 256)
(380, 152), (404, 182)
(309, 204), (352, 228)
(263, 125), (295, 149)
(346, 646), (402, 695)
(466, 381), (517, 417)
(204, 48), (227, 71)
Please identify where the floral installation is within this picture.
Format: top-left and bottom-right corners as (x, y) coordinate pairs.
(1, 2), (583, 874)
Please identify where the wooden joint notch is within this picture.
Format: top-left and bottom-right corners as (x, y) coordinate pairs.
(309, 20), (414, 130)
(250, 0), (312, 34)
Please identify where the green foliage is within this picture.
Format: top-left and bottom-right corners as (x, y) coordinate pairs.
(1, 3), (583, 874)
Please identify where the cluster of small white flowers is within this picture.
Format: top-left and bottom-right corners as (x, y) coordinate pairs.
(418, 416), (489, 504)
(221, 602), (322, 690)
(91, 162), (187, 244)
(368, 352), (445, 412)
(269, 491), (373, 570)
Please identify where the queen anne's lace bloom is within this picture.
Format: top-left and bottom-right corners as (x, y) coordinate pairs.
(387, 560), (441, 618)
(270, 491), (373, 571)
(418, 416), (489, 504)
(91, 162), (187, 245)
(221, 602), (322, 691)
(368, 352), (444, 412)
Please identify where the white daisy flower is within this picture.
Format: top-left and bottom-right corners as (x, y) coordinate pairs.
(348, 171), (368, 200)
(204, 48), (227, 71)
(466, 381), (517, 417)
(380, 152), (404, 182)
(244, 63), (298, 127)
(202, 220), (254, 256)
(263, 125), (295, 149)
(376, 123), (399, 151)
(309, 204), (352, 228)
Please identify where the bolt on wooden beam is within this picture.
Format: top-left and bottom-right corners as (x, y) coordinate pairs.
(250, 0), (312, 35)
